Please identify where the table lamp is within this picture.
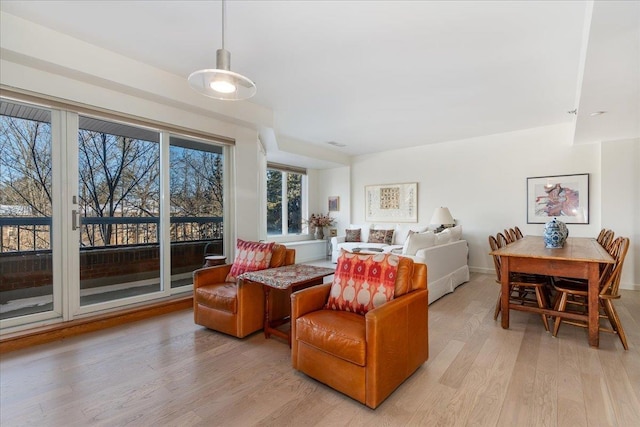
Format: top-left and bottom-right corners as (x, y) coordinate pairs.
(430, 207), (455, 233)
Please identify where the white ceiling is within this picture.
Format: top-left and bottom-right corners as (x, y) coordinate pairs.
(1, 0), (638, 163)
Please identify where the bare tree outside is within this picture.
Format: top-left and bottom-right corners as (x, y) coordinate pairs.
(0, 113), (53, 252)
(78, 129), (160, 247)
(0, 101), (225, 253)
(0, 116), (52, 215)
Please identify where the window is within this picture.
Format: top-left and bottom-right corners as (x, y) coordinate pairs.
(266, 164), (306, 236)
(77, 115), (161, 306)
(169, 136), (224, 287)
(0, 100), (54, 320)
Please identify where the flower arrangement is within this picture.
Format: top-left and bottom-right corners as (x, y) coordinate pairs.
(306, 213), (335, 227)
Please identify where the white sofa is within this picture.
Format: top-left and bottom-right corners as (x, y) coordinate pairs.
(331, 223), (470, 304)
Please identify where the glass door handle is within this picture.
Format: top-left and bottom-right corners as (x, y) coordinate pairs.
(72, 209), (81, 231)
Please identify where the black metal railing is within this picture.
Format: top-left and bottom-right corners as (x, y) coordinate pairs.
(0, 216), (223, 253)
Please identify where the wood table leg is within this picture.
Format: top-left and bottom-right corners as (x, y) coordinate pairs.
(263, 285), (271, 339)
(587, 262), (600, 347)
(501, 256), (510, 329)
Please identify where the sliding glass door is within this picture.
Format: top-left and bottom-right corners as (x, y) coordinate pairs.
(0, 97), (228, 330)
(0, 100), (59, 323)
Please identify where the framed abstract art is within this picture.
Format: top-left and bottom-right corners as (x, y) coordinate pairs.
(527, 173), (589, 224)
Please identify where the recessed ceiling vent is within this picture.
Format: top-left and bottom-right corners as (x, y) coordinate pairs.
(326, 141), (347, 147)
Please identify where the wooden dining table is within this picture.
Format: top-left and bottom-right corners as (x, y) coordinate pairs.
(490, 235), (614, 347)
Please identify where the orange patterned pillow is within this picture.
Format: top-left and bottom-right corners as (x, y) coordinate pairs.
(226, 239), (275, 282)
(325, 251), (399, 314)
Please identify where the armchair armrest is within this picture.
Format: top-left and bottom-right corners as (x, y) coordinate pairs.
(331, 236), (346, 246)
(291, 283), (332, 320)
(291, 283), (332, 369)
(364, 288), (429, 408)
(192, 264), (233, 289)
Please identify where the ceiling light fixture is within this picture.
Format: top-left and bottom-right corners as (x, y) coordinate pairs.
(589, 111), (607, 116)
(188, 0), (256, 101)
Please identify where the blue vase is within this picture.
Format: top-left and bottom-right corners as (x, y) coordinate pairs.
(543, 218), (568, 248)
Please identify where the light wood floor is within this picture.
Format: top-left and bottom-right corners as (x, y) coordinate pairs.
(2, 273), (639, 426)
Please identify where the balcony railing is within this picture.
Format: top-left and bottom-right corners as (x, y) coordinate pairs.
(0, 216), (223, 253)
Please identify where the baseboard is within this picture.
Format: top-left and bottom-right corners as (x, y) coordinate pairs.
(469, 266), (494, 275)
(0, 296), (193, 354)
(621, 283), (640, 291)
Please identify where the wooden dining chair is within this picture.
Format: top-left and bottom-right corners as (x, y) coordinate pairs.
(514, 226), (524, 240)
(600, 229), (615, 251)
(503, 229), (517, 244)
(497, 232), (510, 247)
(596, 228), (607, 244)
(552, 237), (630, 349)
(489, 235), (550, 331)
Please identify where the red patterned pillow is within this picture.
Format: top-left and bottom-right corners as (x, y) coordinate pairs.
(325, 251), (399, 314)
(226, 239), (275, 282)
(368, 229), (394, 245)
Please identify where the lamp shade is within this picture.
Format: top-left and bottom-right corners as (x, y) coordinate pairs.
(430, 207), (455, 225)
(187, 1), (256, 101)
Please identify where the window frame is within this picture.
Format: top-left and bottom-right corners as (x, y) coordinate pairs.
(266, 163), (308, 239)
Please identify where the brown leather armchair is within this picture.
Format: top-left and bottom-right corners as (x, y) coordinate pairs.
(291, 256), (428, 409)
(193, 244), (295, 338)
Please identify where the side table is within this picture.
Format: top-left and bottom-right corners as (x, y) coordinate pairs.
(203, 255), (226, 268)
(239, 264), (335, 346)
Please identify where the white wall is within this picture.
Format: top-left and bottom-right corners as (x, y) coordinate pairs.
(315, 167), (351, 235)
(601, 138), (640, 289)
(335, 123), (638, 290)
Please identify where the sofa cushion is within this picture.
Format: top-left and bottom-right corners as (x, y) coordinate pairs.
(395, 224), (429, 245)
(435, 230), (452, 245)
(435, 225), (462, 246)
(368, 229), (394, 245)
(326, 251), (398, 314)
(226, 239), (275, 282)
(350, 224), (370, 243)
(345, 228), (361, 242)
(402, 230), (436, 255)
(448, 225), (463, 241)
(295, 309), (366, 366)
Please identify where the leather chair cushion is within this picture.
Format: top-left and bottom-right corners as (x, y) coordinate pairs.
(195, 283), (238, 313)
(295, 309), (366, 366)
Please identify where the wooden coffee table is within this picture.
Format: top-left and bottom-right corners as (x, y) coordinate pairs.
(239, 264), (335, 346)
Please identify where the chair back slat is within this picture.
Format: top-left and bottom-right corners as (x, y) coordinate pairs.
(503, 229), (516, 244)
(601, 229), (615, 250)
(496, 232), (509, 248)
(514, 226), (524, 240)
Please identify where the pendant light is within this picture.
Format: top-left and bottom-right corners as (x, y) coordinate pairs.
(188, 0), (256, 100)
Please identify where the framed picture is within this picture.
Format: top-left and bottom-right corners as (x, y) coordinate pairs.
(527, 173), (589, 224)
(328, 196), (340, 212)
(365, 182), (417, 223)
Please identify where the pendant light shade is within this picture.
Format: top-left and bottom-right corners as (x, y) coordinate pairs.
(188, 1), (256, 101)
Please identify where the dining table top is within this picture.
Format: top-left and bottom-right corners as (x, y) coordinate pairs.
(490, 235), (614, 264)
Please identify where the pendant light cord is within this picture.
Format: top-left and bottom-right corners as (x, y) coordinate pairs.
(221, 0), (226, 50)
